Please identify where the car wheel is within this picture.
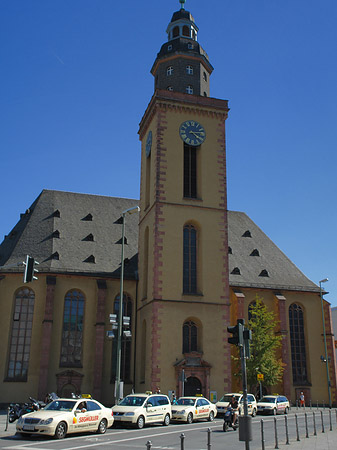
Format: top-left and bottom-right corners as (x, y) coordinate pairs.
(54, 421), (67, 439)
(137, 415), (145, 429)
(208, 411), (214, 422)
(163, 413), (170, 426)
(251, 408), (257, 417)
(284, 407), (289, 415)
(97, 419), (107, 434)
(187, 412), (193, 424)
(272, 408), (277, 416)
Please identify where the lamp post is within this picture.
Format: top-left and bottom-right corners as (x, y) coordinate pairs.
(115, 205), (140, 405)
(319, 278), (331, 408)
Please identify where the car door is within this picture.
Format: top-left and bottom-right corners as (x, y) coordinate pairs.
(85, 400), (102, 430)
(145, 396), (159, 423)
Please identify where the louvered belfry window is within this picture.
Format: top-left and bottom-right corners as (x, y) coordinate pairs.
(184, 144), (197, 198)
(183, 224), (197, 294)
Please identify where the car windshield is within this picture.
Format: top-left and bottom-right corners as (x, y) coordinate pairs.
(176, 398), (195, 406)
(219, 395), (240, 403)
(118, 396), (145, 407)
(45, 400), (76, 411)
(260, 397), (276, 404)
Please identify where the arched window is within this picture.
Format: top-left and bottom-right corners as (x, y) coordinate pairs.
(182, 25), (190, 37)
(248, 301), (256, 322)
(183, 320), (198, 353)
(167, 66), (174, 76)
(6, 288), (35, 381)
(60, 290), (85, 367)
(111, 294), (133, 381)
(183, 224), (197, 294)
(289, 304), (308, 383)
(173, 26), (179, 37)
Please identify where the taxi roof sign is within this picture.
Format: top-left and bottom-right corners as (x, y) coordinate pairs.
(81, 394), (92, 398)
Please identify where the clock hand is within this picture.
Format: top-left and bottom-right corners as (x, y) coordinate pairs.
(190, 131), (204, 137)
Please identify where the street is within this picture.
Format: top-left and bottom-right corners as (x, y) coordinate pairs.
(1, 410), (336, 450)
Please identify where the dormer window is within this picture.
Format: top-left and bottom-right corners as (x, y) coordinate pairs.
(231, 267), (241, 275)
(84, 255), (95, 263)
(52, 230), (60, 239)
(167, 66), (174, 76)
(167, 44), (172, 51)
(259, 269), (269, 277)
(250, 249), (260, 257)
(186, 65), (193, 75)
(188, 43), (194, 49)
(186, 85), (193, 94)
(242, 230), (252, 238)
(82, 213), (93, 221)
(167, 86), (173, 91)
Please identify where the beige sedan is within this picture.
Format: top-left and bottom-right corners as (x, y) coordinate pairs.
(171, 396), (217, 424)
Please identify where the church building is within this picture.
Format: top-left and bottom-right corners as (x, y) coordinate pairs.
(0, 1), (336, 407)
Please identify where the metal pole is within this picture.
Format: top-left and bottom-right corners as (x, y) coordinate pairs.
(207, 427), (212, 450)
(321, 410), (325, 433)
(146, 441), (152, 449)
(285, 415), (290, 445)
(115, 211), (126, 405)
(320, 279), (332, 408)
(274, 417), (279, 449)
(313, 412), (317, 436)
(5, 407), (9, 431)
(180, 433), (185, 450)
(329, 409), (332, 431)
(261, 419), (265, 450)
(305, 412), (309, 438)
(295, 414), (300, 441)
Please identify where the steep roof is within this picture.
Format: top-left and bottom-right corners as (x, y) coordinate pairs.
(0, 190), (139, 279)
(0, 190), (319, 292)
(228, 210), (319, 293)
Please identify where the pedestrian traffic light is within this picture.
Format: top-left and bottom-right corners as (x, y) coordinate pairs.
(23, 255), (39, 283)
(227, 321), (244, 346)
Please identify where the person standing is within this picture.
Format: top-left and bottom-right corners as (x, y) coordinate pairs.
(299, 392), (305, 408)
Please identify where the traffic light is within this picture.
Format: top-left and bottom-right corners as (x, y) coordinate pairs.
(23, 255), (39, 283)
(227, 321), (244, 346)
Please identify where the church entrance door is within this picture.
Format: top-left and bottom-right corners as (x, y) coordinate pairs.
(185, 376), (202, 396)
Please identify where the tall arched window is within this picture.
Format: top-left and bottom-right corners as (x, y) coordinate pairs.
(289, 303), (308, 383)
(111, 294), (133, 382)
(6, 288), (35, 381)
(183, 320), (198, 353)
(184, 143), (197, 198)
(183, 224), (197, 294)
(60, 290), (85, 367)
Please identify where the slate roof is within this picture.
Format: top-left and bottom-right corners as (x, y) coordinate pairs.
(0, 190), (319, 292)
(0, 190), (139, 279)
(228, 211), (319, 293)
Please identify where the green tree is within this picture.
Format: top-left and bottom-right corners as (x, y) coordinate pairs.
(246, 295), (284, 393)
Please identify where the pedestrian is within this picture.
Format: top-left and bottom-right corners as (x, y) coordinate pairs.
(171, 394), (178, 405)
(299, 392), (305, 408)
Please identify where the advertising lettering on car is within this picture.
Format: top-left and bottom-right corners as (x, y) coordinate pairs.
(78, 415), (99, 423)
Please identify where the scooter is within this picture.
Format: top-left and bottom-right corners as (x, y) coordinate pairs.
(223, 406), (239, 432)
(8, 403), (21, 423)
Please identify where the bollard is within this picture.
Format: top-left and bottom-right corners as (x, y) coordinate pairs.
(309, 399), (312, 410)
(323, 402), (325, 410)
(296, 400), (298, 410)
(305, 413), (309, 438)
(335, 409), (337, 426)
(207, 427), (211, 450)
(313, 412), (317, 436)
(274, 417), (279, 449)
(329, 409), (332, 431)
(321, 410), (325, 433)
(285, 415), (290, 445)
(146, 441), (152, 449)
(317, 401), (319, 410)
(261, 419), (265, 450)
(295, 414), (300, 441)
(180, 433), (185, 450)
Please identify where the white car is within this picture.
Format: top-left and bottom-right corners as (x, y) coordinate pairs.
(171, 396), (217, 423)
(257, 395), (290, 415)
(16, 398), (114, 439)
(112, 393), (171, 429)
(216, 393), (257, 417)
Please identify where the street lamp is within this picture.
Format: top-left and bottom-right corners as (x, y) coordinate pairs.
(319, 278), (331, 408)
(115, 205), (140, 404)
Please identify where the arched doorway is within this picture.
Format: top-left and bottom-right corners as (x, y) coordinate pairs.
(185, 376), (202, 396)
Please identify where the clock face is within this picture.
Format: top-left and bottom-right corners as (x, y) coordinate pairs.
(146, 131), (152, 157)
(179, 121), (206, 146)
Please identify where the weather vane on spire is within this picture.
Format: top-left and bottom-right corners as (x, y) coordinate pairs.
(179, 0), (186, 10)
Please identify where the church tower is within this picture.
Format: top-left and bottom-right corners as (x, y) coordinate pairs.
(137, 0), (231, 398)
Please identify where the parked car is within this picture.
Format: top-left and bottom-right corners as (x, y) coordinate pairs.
(112, 393), (171, 429)
(16, 398), (114, 439)
(171, 396), (217, 423)
(257, 395), (290, 415)
(216, 393), (257, 417)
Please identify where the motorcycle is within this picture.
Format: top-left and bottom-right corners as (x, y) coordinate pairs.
(8, 397), (45, 422)
(8, 403), (21, 423)
(45, 392), (58, 404)
(223, 406), (239, 432)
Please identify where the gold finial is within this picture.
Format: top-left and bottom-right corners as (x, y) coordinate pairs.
(179, 0), (186, 10)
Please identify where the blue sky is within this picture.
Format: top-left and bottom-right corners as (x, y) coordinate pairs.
(1, 0), (336, 305)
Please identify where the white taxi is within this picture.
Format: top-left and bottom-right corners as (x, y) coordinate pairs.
(171, 396), (217, 424)
(112, 393), (171, 429)
(215, 393), (257, 417)
(16, 398), (114, 439)
(257, 395), (290, 415)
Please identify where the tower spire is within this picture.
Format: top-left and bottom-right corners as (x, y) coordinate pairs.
(179, 0), (186, 10)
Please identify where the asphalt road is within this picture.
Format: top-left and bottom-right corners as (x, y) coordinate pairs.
(1, 410), (336, 450)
